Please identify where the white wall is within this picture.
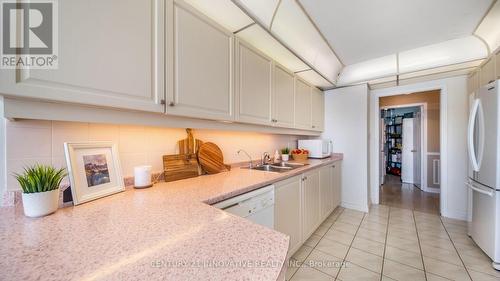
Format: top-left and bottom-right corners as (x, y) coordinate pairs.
(1, 119), (299, 196)
(370, 75), (469, 220)
(323, 84), (369, 212)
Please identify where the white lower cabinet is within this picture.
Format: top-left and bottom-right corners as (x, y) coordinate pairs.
(319, 165), (334, 221)
(274, 161), (342, 256)
(274, 176), (302, 256)
(301, 169), (321, 240)
(332, 163), (342, 209)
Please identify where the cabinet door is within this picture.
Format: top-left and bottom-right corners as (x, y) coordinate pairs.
(273, 64), (295, 128)
(311, 87), (325, 131)
(235, 41), (272, 125)
(467, 72), (479, 95)
(0, 0), (164, 113)
(319, 165), (333, 220)
(294, 78), (312, 130)
(332, 162), (342, 208)
(168, 1), (234, 121)
(302, 169), (320, 239)
(275, 176), (302, 256)
(480, 57), (496, 87)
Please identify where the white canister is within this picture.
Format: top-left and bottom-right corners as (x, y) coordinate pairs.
(134, 165), (152, 188)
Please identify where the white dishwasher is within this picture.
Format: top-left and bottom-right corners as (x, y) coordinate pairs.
(213, 185), (275, 229)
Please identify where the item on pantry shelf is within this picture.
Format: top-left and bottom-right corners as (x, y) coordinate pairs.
(178, 128), (203, 155)
(64, 142), (125, 205)
(291, 148), (309, 161)
(14, 164), (67, 217)
(134, 165), (152, 189)
(198, 142), (231, 174)
(163, 153), (200, 182)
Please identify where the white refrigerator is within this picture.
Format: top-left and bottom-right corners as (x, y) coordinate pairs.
(467, 80), (500, 270)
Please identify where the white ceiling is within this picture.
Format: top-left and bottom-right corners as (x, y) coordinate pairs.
(299, 0), (493, 64)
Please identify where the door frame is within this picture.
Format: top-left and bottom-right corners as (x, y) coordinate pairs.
(380, 103), (428, 192)
(370, 80), (448, 216)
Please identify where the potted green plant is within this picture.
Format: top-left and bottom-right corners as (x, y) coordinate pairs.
(14, 165), (67, 218)
(280, 147), (290, 162)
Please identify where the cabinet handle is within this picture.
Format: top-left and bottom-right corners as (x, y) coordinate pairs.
(169, 101), (175, 107)
(488, 80), (495, 84)
(312, 125), (316, 128)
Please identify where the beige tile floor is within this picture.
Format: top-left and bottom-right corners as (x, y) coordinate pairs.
(380, 175), (440, 214)
(286, 205), (500, 281)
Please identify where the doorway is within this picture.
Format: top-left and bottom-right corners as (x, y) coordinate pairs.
(378, 91), (441, 213)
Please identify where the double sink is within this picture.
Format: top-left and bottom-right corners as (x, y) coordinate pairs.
(242, 162), (308, 173)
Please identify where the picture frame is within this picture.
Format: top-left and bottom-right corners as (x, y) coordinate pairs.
(64, 142), (124, 205)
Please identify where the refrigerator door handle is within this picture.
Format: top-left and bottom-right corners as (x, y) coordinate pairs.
(468, 99), (484, 172)
(465, 181), (494, 197)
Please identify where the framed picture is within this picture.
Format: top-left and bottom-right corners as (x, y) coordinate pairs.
(64, 142), (124, 205)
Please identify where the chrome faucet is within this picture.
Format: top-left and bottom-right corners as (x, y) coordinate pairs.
(261, 152), (271, 165)
(237, 149), (253, 169)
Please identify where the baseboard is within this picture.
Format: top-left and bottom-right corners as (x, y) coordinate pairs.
(441, 209), (468, 221)
(424, 187), (440, 193)
(341, 201), (369, 213)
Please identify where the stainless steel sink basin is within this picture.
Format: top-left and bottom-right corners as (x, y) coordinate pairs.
(242, 162), (308, 173)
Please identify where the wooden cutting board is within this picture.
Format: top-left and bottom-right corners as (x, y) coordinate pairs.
(178, 128), (203, 155)
(163, 153), (199, 182)
(197, 142), (231, 174)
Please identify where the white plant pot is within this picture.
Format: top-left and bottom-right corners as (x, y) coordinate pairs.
(281, 154), (290, 162)
(22, 189), (59, 218)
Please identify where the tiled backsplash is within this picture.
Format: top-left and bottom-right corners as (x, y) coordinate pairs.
(3, 119), (299, 194)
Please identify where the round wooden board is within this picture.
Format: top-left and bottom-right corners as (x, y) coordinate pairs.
(198, 142), (230, 174)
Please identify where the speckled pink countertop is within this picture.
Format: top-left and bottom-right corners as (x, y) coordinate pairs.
(0, 154), (342, 281)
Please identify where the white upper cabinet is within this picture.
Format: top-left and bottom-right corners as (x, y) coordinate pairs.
(0, 0), (164, 113)
(272, 64), (295, 128)
(467, 71), (479, 95)
(235, 40), (273, 125)
(311, 87), (325, 131)
(167, 0), (234, 121)
(294, 78), (312, 130)
(480, 56), (496, 87)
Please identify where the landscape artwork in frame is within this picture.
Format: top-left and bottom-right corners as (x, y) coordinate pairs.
(83, 154), (111, 187)
(64, 142), (124, 205)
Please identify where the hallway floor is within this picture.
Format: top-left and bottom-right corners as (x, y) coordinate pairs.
(379, 175), (440, 214)
(286, 206), (500, 281)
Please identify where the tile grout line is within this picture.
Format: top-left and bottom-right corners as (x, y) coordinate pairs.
(334, 212), (367, 281)
(412, 210), (428, 281)
(289, 207), (345, 281)
(379, 206), (391, 281)
(438, 216), (474, 280)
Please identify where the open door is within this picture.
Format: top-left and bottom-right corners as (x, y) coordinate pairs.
(401, 118), (415, 183)
(413, 112), (422, 189)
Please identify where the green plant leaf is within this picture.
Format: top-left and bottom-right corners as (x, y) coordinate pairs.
(13, 164), (67, 194)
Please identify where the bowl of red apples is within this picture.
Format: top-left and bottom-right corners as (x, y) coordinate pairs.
(291, 149), (309, 161)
